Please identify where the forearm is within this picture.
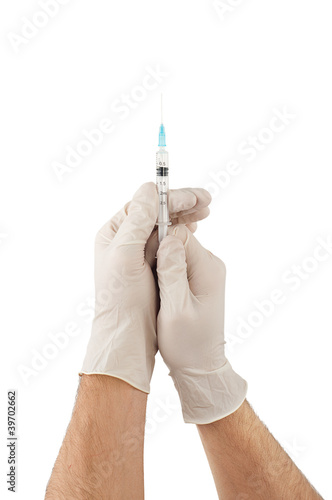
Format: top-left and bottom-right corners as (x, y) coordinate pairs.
(197, 400), (322, 500)
(45, 375), (147, 500)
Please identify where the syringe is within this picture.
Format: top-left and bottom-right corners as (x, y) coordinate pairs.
(156, 95), (170, 242)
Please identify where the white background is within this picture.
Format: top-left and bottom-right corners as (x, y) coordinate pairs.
(1, 0), (332, 498)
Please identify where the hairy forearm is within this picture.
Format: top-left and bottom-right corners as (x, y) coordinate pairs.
(45, 375), (147, 500)
(198, 400), (322, 500)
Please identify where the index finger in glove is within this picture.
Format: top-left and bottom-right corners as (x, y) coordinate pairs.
(169, 188), (211, 215)
(96, 187), (211, 248)
(169, 188), (211, 225)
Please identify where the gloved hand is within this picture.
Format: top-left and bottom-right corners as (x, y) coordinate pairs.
(157, 224), (247, 423)
(80, 183), (212, 393)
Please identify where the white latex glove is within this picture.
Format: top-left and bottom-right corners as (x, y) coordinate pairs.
(157, 224), (247, 423)
(80, 183), (212, 393)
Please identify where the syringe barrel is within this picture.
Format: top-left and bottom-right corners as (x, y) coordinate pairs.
(156, 147), (169, 242)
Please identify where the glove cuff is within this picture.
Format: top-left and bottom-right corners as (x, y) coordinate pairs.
(79, 331), (156, 394)
(170, 360), (248, 424)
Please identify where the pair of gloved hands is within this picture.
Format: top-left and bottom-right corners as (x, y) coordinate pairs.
(80, 183), (247, 424)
